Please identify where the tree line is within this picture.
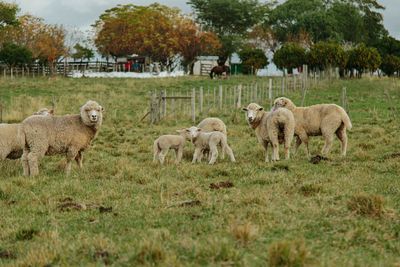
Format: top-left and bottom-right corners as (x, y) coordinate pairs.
(0, 0), (399, 77)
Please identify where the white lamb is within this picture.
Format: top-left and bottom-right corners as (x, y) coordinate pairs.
(243, 103), (295, 162)
(197, 117), (227, 160)
(186, 126), (235, 165)
(153, 130), (191, 165)
(21, 100), (104, 176)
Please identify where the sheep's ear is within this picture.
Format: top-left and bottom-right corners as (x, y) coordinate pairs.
(185, 129), (190, 132)
(100, 106), (105, 112)
(258, 107), (263, 111)
(49, 109), (54, 115)
(242, 108), (248, 112)
(197, 128), (202, 132)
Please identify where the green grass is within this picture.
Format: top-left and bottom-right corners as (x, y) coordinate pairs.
(0, 76), (399, 266)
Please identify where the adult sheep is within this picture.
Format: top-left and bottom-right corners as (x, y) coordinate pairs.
(273, 97), (352, 157)
(243, 103), (295, 162)
(21, 100), (104, 176)
(0, 108), (54, 160)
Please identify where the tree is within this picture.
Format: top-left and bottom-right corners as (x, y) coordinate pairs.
(94, 4), (185, 69)
(0, 1), (19, 29)
(72, 43), (94, 61)
(0, 42), (32, 67)
(273, 43), (306, 74)
(380, 55), (400, 77)
(307, 41), (348, 77)
(374, 36), (400, 58)
(347, 44), (381, 78)
(238, 45), (268, 75)
(188, 0), (270, 63)
(177, 18), (221, 74)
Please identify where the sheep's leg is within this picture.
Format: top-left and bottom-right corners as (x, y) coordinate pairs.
(175, 146), (183, 163)
(192, 148), (201, 163)
(270, 135), (280, 161)
(75, 151), (83, 168)
(66, 149), (79, 176)
(284, 126), (294, 160)
(336, 125), (348, 157)
(21, 148), (30, 176)
(27, 149), (45, 177)
(153, 142), (160, 163)
(208, 144), (218, 165)
(159, 149), (169, 165)
(220, 142), (225, 160)
(223, 142), (236, 162)
(321, 132), (334, 157)
(294, 136), (302, 155)
(298, 131), (310, 158)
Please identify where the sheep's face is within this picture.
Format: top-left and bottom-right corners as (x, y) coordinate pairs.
(242, 103), (263, 124)
(33, 108), (54, 116)
(273, 97), (292, 110)
(80, 100), (104, 127)
(186, 126), (202, 139)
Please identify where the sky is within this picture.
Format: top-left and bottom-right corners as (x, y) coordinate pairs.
(6, 0), (400, 39)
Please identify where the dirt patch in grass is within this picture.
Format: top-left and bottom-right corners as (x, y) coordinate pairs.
(383, 152), (400, 160)
(0, 250), (16, 259)
(348, 193), (385, 217)
(57, 198), (87, 212)
(210, 181), (234, 190)
(310, 155), (329, 164)
(15, 228), (39, 241)
(94, 250), (112, 265)
(99, 206), (113, 213)
(299, 184), (322, 196)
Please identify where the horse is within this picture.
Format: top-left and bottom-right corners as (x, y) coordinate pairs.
(210, 65), (230, 79)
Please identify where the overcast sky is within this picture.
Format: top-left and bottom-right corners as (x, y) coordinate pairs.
(6, 0), (400, 39)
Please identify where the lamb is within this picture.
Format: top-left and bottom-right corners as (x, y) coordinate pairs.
(186, 126), (235, 165)
(197, 117), (227, 160)
(243, 103), (295, 162)
(21, 100), (104, 176)
(153, 130), (191, 165)
(0, 108), (54, 160)
(273, 97), (352, 157)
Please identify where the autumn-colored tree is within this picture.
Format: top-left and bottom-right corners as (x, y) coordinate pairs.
(94, 4), (184, 69)
(177, 18), (221, 74)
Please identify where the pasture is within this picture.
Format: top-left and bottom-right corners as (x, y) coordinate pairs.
(0, 76), (399, 266)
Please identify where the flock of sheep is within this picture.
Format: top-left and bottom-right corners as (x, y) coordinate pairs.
(0, 96), (352, 176)
(154, 97), (352, 165)
(0, 100), (104, 176)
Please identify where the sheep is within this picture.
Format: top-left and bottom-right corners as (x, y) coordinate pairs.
(21, 100), (104, 176)
(0, 108), (54, 160)
(273, 97), (352, 157)
(243, 103), (295, 162)
(185, 126), (235, 165)
(197, 117), (227, 134)
(197, 117), (227, 160)
(153, 130), (191, 165)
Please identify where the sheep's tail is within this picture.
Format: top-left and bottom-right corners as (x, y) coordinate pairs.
(340, 108), (352, 130)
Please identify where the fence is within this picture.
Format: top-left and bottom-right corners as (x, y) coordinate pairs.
(147, 72), (316, 124)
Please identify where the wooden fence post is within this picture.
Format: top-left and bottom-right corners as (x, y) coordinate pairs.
(162, 89), (167, 118)
(342, 87), (348, 113)
(199, 86), (203, 114)
(219, 85), (223, 110)
(269, 79), (273, 109)
(281, 77), (285, 95)
(149, 92), (159, 124)
(191, 88), (196, 122)
(0, 102), (3, 123)
(171, 91), (175, 116)
(237, 84), (242, 109)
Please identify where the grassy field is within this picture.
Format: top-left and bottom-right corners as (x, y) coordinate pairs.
(0, 75), (399, 266)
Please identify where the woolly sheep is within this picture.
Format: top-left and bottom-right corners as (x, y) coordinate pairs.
(273, 97), (352, 157)
(197, 117), (227, 160)
(197, 117), (227, 134)
(0, 108), (54, 160)
(153, 130), (191, 165)
(186, 126), (235, 165)
(21, 100), (104, 176)
(243, 103), (295, 162)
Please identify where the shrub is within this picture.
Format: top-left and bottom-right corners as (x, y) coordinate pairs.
(269, 239), (309, 267)
(347, 193), (385, 217)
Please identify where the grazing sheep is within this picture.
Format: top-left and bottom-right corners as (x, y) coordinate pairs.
(273, 97), (352, 157)
(0, 108), (54, 160)
(243, 103), (295, 162)
(21, 100), (104, 176)
(186, 126), (235, 165)
(197, 117), (227, 160)
(153, 130), (191, 165)
(197, 117), (227, 134)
